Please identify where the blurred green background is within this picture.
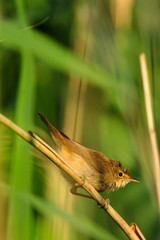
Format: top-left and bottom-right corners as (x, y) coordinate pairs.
(0, 0), (160, 239)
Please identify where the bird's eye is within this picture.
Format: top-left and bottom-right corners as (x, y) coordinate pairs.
(119, 172), (123, 177)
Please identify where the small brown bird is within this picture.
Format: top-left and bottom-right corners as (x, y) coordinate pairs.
(38, 112), (139, 198)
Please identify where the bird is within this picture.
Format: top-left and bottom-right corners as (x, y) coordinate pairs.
(38, 112), (139, 198)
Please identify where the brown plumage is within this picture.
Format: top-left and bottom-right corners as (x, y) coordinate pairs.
(38, 112), (139, 197)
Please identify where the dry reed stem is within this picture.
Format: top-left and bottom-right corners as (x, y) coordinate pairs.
(139, 53), (160, 211)
(0, 113), (144, 240)
(130, 223), (146, 240)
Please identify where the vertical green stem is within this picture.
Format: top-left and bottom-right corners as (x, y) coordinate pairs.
(7, 50), (36, 240)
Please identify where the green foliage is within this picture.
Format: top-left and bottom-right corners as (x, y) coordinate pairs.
(0, 182), (118, 240)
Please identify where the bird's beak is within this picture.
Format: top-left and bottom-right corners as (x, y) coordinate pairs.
(130, 178), (140, 183)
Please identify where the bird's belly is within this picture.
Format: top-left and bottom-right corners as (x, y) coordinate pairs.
(61, 149), (104, 191)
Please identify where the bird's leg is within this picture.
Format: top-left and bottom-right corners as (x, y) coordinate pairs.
(70, 182), (110, 209)
(70, 181), (93, 199)
(97, 197), (110, 209)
